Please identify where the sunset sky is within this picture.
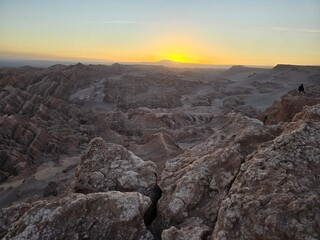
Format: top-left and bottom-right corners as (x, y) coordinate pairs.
(0, 0), (319, 66)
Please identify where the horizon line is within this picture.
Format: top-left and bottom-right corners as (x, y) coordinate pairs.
(0, 57), (282, 69)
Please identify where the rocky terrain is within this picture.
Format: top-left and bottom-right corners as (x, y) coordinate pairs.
(0, 63), (320, 239)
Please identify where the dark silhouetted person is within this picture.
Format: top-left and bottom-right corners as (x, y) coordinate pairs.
(298, 84), (305, 95)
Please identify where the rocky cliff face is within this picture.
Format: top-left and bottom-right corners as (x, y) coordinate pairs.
(211, 104), (320, 239)
(258, 85), (320, 125)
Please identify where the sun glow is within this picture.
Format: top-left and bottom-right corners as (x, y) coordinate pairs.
(162, 53), (192, 63)
(144, 32), (214, 64)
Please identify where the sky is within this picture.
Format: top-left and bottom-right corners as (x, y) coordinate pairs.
(0, 0), (319, 66)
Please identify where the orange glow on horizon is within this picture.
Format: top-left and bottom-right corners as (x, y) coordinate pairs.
(1, 34), (320, 67)
(1, 1), (319, 67)
(1, 26), (319, 66)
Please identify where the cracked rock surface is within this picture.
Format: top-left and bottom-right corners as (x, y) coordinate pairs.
(212, 105), (320, 240)
(0, 192), (153, 240)
(74, 137), (157, 196)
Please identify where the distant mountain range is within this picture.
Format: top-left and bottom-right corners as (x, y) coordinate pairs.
(0, 57), (273, 69)
(139, 59), (232, 69)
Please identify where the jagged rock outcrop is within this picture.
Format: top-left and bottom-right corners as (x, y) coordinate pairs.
(74, 137), (157, 196)
(292, 104), (320, 122)
(212, 104), (320, 239)
(152, 113), (275, 237)
(153, 104), (320, 239)
(259, 92), (320, 125)
(0, 192), (153, 240)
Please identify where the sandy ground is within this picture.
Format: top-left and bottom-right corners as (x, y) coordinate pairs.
(0, 156), (79, 208)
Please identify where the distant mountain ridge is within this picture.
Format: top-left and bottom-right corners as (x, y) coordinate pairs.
(144, 59), (232, 69)
(220, 65), (269, 76)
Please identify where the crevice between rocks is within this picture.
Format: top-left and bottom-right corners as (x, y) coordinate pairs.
(211, 154), (247, 236)
(225, 155), (246, 198)
(144, 183), (162, 227)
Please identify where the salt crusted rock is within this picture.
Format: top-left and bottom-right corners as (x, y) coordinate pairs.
(0, 192), (153, 240)
(212, 105), (320, 239)
(74, 137), (157, 196)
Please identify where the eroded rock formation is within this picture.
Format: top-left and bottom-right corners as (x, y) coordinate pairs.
(74, 137), (156, 196)
(259, 86), (320, 124)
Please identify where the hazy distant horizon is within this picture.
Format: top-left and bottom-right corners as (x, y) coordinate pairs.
(0, 56), (297, 69)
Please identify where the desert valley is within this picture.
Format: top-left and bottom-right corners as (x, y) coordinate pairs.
(0, 63), (319, 239)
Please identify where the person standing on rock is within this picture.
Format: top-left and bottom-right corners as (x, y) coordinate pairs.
(298, 84), (305, 95)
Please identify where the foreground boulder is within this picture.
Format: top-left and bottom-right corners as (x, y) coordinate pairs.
(0, 192), (153, 240)
(212, 105), (320, 239)
(74, 137), (157, 196)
